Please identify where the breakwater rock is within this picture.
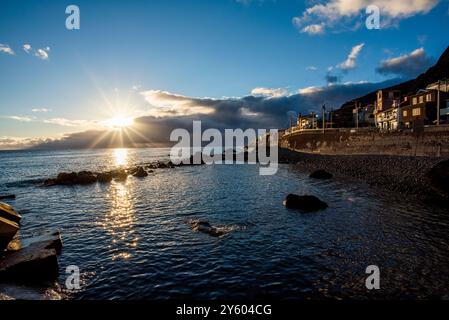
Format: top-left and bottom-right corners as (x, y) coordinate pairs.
(0, 202), (62, 283)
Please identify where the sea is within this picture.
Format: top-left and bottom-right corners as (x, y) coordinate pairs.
(0, 148), (448, 299)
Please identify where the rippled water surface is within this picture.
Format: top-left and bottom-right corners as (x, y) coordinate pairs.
(1, 148), (449, 299)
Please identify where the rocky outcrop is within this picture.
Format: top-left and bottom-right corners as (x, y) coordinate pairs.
(42, 160), (182, 187)
(310, 169), (333, 179)
(111, 169), (128, 181)
(55, 172), (77, 185)
(131, 166), (148, 177)
(45, 171), (97, 186)
(283, 194), (328, 212)
(76, 171), (97, 185)
(97, 172), (113, 183)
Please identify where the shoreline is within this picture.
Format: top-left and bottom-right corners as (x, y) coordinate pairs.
(278, 147), (448, 199)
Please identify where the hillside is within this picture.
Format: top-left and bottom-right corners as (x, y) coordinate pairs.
(339, 45), (449, 111)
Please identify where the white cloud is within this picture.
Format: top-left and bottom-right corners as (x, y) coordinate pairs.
(42, 118), (93, 127)
(338, 43), (365, 71)
(35, 47), (50, 60)
(140, 90), (216, 117)
(293, 0), (440, 35)
(1, 114), (95, 128)
(23, 44), (50, 60)
(250, 87), (288, 98)
(23, 44), (32, 53)
(31, 108), (51, 113)
(306, 66), (318, 71)
(0, 43), (15, 55)
(298, 86), (325, 95)
(0, 115), (34, 122)
(300, 23), (325, 35)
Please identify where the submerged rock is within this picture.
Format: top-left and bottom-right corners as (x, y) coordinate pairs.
(310, 169), (333, 179)
(283, 194), (328, 212)
(427, 160), (449, 198)
(187, 219), (227, 237)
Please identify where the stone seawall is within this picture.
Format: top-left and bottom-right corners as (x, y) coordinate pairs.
(280, 125), (449, 157)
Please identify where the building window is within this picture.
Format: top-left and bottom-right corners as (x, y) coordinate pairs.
(412, 108), (421, 116)
(426, 94), (432, 102)
(419, 96), (424, 103)
(412, 97), (417, 105)
(403, 110), (408, 117)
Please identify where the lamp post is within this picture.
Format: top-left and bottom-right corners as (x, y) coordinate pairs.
(437, 80), (441, 126)
(322, 104), (326, 133)
(330, 108), (333, 129)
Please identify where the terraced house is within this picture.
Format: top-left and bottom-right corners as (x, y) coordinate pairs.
(374, 89), (401, 131)
(401, 81), (449, 128)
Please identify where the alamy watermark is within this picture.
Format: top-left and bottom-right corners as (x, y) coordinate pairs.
(365, 265), (380, 290)
(170, 121), (279, 175)
(65, 265), (81, 290)
(66, 5), (80, 30)
(366, 5), (380, 30)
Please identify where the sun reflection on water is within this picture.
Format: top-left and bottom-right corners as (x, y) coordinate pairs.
(113, 148), (128, 166)
(99, 180), (138, 261)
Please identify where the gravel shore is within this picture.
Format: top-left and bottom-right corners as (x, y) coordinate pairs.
(279, 147), (447, 197)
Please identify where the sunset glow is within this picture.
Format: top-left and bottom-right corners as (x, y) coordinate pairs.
(102, 116), (134, 130)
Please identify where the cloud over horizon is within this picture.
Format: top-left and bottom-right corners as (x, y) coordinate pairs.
(8, 78), (400, 150)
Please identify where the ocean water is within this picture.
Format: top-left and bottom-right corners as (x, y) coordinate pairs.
(1, 148), (449, 300)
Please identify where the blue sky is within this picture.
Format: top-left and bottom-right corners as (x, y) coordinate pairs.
(0, 0), (448, 149)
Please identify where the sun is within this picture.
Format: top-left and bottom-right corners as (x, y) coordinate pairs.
(102, 116), (134, 130)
